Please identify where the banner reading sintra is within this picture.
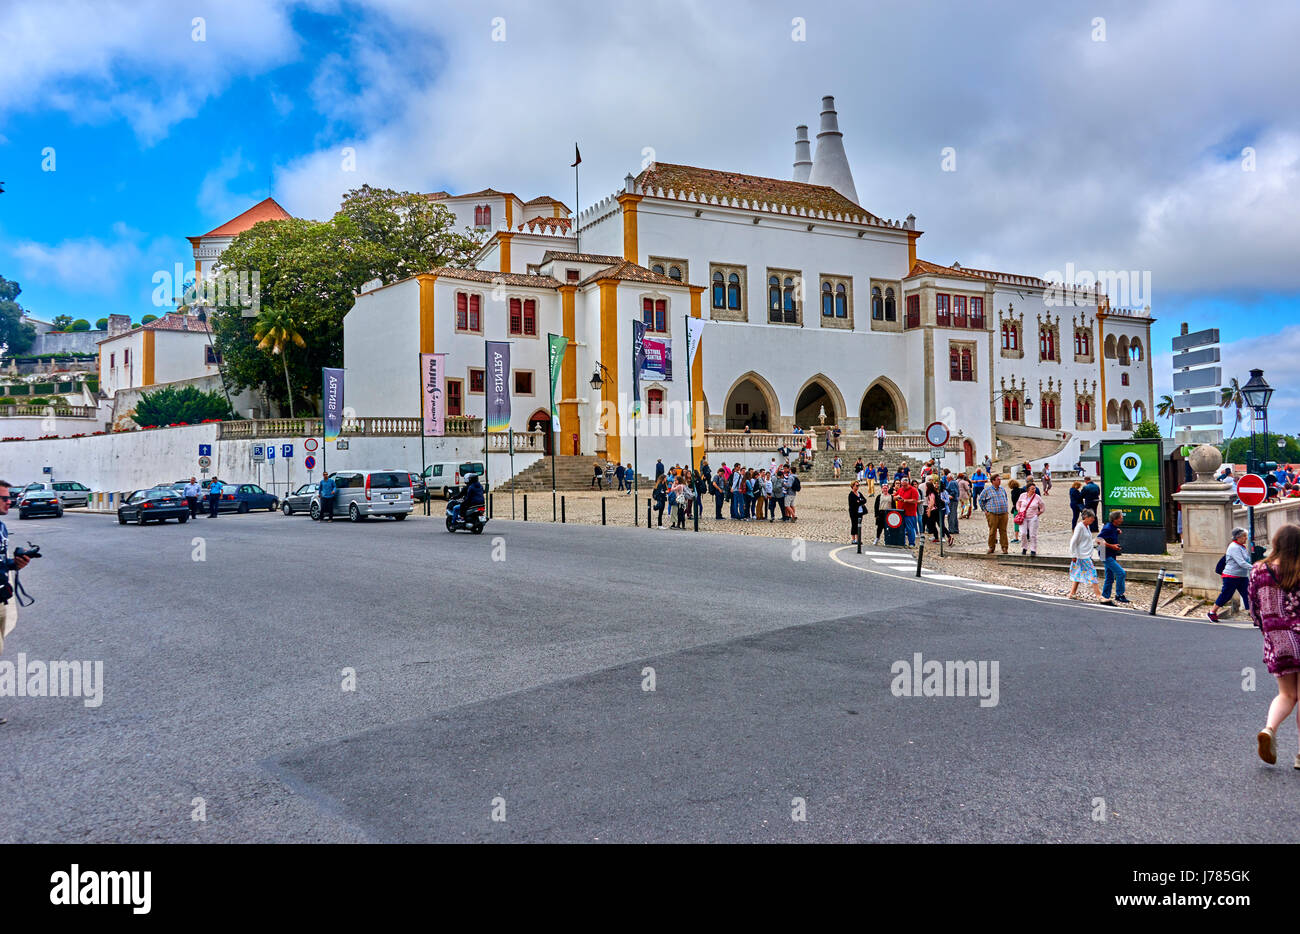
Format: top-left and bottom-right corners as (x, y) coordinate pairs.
(322, 367), (344, 441)
(420, 353), (445, 437)
(485, 341), (511, 432)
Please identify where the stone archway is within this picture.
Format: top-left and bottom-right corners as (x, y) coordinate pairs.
(859, 378), (907, 433)
(793, 374), (845, 431)
(723, 371), (779, 431)
(528, 409), (553, 455)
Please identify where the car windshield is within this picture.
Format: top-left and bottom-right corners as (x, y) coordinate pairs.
(25, 492), (55, 500)
(369, 472), (407, 489)
(295, 485), (317, 495)
(146, 489), (176, 499)
(460, 463), (484, 476)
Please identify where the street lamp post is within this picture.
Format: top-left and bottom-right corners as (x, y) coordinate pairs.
(1241, 368), (1273, 475)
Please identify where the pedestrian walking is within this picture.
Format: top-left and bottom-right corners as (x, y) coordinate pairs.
(977, 473), (1010, 554)
(944, 472), (960, 537)
(784, 469), (801, 521)
(730, 465), (746, 520)
(710, 471), (726, 519)
(615, 462), (626, 491)
(873, 482), (895, 544)
(1041, 463), (1053, 496)
(958, 473), (972, 519)
(318, 472), (337, 521)
(591, 461), (604, 490)
(206, 477), (224, 518)
(625, 463), (635, 495)
(848, 481), (867, 544)
(655, 459), (665, 480)
(971, 467), (988, 513)
(183, 476), (201, 518)
(833, 455), (842, 479)
(1008, 478), (1023, 543)
(1208, 527), (1252, 622)
(671, 475), (688, 528)
(1017, 480), (1045, 556)
(1068, 480), (1083, 529)
(1248, 524), (1300, 766)
(1066, 509), (1104, 601)
(876, 425), (886, 452)
(1081, 475), (1100, 515)
(924, 479), (943, 543)
(1097, 510), (1129, 605)
(653, 475), (668, 527)
(895, 478), (919, 546)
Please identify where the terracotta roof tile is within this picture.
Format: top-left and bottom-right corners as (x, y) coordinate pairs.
(432, 268), (560, 289)
(131, 313), (211, 334)
(517, 216), (573, 233)
(949, 265), (1051, 289)
(905, 259), (992, 282)
(200, 197), (292, 238)
(578, 260), (690, 288)
(634, 162), (878, 223)
(540, 251), (625, 265)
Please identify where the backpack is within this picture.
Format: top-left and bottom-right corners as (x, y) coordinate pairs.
(791, 475), (801, 492)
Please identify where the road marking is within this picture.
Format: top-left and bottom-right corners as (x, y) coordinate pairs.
(871, 558), (916, 566)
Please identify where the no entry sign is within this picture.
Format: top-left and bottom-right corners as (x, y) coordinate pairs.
(1237, 473), (1267, 507)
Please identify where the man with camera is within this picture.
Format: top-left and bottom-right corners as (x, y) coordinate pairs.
(0, 479), (38, 725)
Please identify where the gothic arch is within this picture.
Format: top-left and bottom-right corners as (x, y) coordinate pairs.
(793, 373), (846, 428)
(859, 376), (909, 432)
(1104, 334), (1117, 358)
(723, 370), (780, 430)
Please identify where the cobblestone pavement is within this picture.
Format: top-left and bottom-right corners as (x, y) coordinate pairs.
(453, 481), (1206, 617)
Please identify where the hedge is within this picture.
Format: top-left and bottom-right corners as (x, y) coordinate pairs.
(10, 385), (29, 396)
(31, 383), (56, 394)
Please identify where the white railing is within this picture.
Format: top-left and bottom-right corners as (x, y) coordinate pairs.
(219, 415), (484, 439)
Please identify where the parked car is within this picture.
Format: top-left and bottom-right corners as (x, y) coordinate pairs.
(281, 483), (319, 515)
(14, 482), (50, 504)
(215, 483), (279, 513)
(421, 461), (488, 499)
(408, 472), (429, 503)
(17, 489), (64, 519)
(117, 488), (190, 525)
(51, 481), (91, 507)
(309, 468), (412, 521)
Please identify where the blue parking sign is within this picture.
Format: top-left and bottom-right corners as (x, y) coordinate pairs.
(199, 444), (212, 457)
(282, 444), (293, 458)
(267, 445), (275, 460)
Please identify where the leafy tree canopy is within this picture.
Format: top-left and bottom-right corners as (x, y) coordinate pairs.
(204, 186), (483, 415)
(0, 275), (37, 355)
(71, 319), (91, 331)
(50, 314), (73, 331)
(95, 318), (108, 330)
(1221, 434), (1300, 466)
(1131, 419), (1162, 440)
(131, 385), (232, 428)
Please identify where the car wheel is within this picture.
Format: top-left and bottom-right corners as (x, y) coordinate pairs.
(310, 501), (320, 520)
(349, 503), (361, 522)
(118, 512), (127, 525)
(56, 508), (63, 518)
(238, 502), (250, 514)
(18, 512), (27, 520)
(444, 488), (451, 500)
(281, 502), (293, 516)
(268, 502), (277, 512)
(393, 513), (407, 521)
(179, 515), (188, 524)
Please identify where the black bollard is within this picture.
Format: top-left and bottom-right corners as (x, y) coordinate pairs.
(561, 496), (566, 524)
(523, 494), (528, 522)
(915, 540), (924, 578)
(601, 497), (606, 525)
(646, 498), (651, 528)
(693, 500), (699, 532)
(1149, 568), (1166, 616)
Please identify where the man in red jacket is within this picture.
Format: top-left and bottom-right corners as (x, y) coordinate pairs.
(894, 479), (920, 546)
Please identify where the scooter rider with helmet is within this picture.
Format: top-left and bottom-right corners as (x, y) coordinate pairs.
(450, 473), (485, 524)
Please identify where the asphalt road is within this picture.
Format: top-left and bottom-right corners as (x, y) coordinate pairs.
(0, 510), (1284, 842)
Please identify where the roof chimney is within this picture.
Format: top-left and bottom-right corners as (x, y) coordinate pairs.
(792, 125), (812, 183)
(808, 95), (859, 205)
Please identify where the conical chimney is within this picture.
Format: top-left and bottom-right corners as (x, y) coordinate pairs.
(792, 125), (812, 183)
(808, 95), (859, 204)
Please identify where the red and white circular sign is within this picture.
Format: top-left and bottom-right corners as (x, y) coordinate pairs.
(304, 438), (319, 452)
(925, 421), (950, 448)
(886, 510), (903, 529)
(1237, 473), (1268, 507)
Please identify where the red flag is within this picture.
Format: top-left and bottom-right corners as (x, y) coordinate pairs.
(571, 144), (582, 167)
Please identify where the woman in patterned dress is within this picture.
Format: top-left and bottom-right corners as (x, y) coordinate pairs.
(1249, 524), (1300, 766)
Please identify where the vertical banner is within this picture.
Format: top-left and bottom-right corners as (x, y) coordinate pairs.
(640, 337), (673, 381)
(686, 316), (705, 371)
(420, 353), (445, 437)
(322, 367), (344, 442)
(631, 320), (646, 417)
(485, 340), (511, 432)
(547, 334), (568, 431)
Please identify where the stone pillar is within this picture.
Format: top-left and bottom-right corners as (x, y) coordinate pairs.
(1172, 444), (1236, 599)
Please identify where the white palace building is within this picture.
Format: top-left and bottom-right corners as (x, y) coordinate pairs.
(344, 96), (1154, 473)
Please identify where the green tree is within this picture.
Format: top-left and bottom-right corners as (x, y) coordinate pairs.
(50, 314), (73, 331)
(131, 385), (231, 428)
(1132, 419), (1162, 440)
(1222, 435), (1300, 467)
(71, 318), (90, 331)
(95, 317), (108, 330)
(141, 314), (157, 325)
(1221, 377), (1245, 438)
(207, 187), (482, 415)
(252, 307), (306, 418)
(0, 276), (37, 355)
(1156, 394), (1176, 434)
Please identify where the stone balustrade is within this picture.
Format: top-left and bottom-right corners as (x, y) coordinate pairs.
(218, 415), (484, 439)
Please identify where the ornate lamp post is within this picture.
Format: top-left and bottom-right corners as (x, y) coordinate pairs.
(1240, 368), (1273, 475)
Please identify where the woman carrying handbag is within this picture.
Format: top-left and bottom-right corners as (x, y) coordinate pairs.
(848, 481), (867, 545)
(1249, 524), (1300, 766)
(1017, 481), (1045, 556)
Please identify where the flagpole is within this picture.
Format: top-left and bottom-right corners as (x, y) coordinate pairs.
(549, 333), (558, 521)
(684, 312), (694, 476)
(573, 142), (580, 254)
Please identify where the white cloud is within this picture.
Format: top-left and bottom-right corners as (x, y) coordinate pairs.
(197, 150), (263, 225)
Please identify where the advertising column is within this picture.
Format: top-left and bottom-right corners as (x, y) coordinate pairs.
(1099, 439), (1166, 554)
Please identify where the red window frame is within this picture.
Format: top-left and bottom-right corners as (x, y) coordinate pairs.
(456, 292), (482, 332)
(469, 368), (485, 393)
(446, 379), (463, 416)
(514, 371), (533, 394)
(936, 293), (951, 327)
(1040, 326), (1056, 361)
(970, 297), (984, 329)
(509, 298), (522, 334)
(961, 348), (973, 381)
(954, 295), (967, 328)
(905, 294), (920, 329)
(642, 298), (667, 333)
(523, 299), (536, 336)
(647, 388), (664, 415)
(949, 347), (960, 381)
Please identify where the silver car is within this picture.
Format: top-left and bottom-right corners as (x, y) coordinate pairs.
(51, 481), (91, 507)
(311, 469), (413, 521)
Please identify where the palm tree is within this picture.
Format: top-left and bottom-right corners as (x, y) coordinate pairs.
(252, 307), (306, 419)
(1221, 377), (1245, 439)
(1156, 394), (1177, 435)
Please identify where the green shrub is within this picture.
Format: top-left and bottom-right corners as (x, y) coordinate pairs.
(10, 384), (29, 395)
(85, 378), (99, 393)
(27, 397), (48, 406)
(95, 318), (108, 330)
(140, 314), (157, 325)
(71, 319), (91, 331)
(0, 397), (14, 405)
(31, 383), (55, 394)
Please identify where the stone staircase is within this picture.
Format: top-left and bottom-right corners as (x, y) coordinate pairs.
(802, 449), (923, 482)
(495, 455), (654, 492)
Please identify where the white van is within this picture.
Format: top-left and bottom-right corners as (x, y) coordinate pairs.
(311, 468), (413, 521)
(421, 461), (487, 499)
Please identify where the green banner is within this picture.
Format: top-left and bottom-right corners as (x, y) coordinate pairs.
(547, 334), (567, 431)
(1101, 440), (1162, 526)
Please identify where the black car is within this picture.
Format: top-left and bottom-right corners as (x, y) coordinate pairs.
(18, 490), (63, 519)
(280, 483), (318, 515)
(117, 488), (191, 525)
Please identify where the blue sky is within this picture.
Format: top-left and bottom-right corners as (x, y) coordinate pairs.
(2, 0), (1298, 429)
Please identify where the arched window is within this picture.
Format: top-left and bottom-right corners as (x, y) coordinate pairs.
(474, 204), (491, 228)
(651, 264), (665, 275)
(768, 275), (781, 321)
(1116, 336), (1130, 366)
(1130, 338), (1144, 362)
(1104, 335), (1117, 358)
(727, 273), (741, 311)
(1134, 401), (1147, 422)
(712, 271), (725, 309)
(1040, 326), (1056, 361)
(884, 288), (896, 321)
(647, 388), (664, 416)
(782, 277), (796, 323)
(835, 283), (847, 318)
(668, 266), (682, 281)
(821, 281), (834, 317)
(1075, 329), (1090, 357)
(871, 287), (882, 320)
(1004, 396), (1014, 421)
